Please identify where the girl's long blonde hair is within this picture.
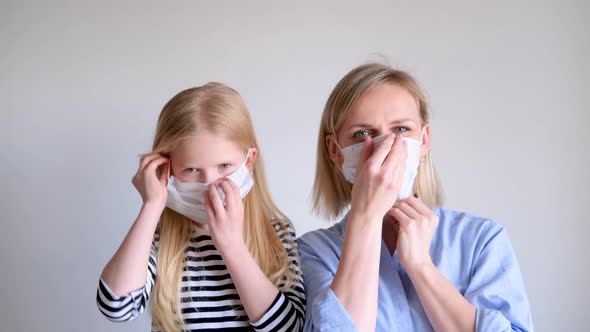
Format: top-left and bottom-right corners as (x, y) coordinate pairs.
(149, 83), (296, 332)
(313, 63), (445, 219)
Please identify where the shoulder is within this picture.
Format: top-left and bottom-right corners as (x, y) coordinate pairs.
(435, 208), (505, 237)
(297, 219), (346, 261)
(433, 208), (510, 256)
(271, 218), (297, 241)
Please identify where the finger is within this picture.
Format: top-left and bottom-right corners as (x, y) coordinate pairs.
(139, 154), (156, 169)
(140, 153), (161, 170)
(404, 195), (433, 217)
(208, 184), (225, 215)
(357, 136), (375, 172)
(386, 207), (398, 218)
(366, 133), (396, 167)
(383, 213), (400, 232)
(146, 157), (169, 176)
(219, 180), (235, 210)
(225, 178), (241, 207)
(204, 191), (216, 221)
(384, 211), (398, 224)
(390, 207), (413, 230)
(394, 200), (420, 220)
(382, 134), (407, 177)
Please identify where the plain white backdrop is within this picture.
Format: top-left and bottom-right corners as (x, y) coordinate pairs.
(2, 1), (588, 331)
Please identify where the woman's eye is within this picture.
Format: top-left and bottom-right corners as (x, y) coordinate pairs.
(184, 168), (199, 173)
(394, 127), (410, 133)
(353, 130), (370, 138)
(220, 163), (232, 169)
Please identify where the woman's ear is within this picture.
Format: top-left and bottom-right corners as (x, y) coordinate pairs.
(325, 135), (344, 166)
(420, 124), (431, 161)
(246, 148), (258, 172)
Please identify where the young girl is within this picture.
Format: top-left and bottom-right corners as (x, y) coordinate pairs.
(96, 83), (305, 331)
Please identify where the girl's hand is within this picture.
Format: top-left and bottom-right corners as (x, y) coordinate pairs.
(205, 178), (246, 255)
(350, 134), (407, 222)
(131, 153), (169, 210)
(389, 195), (439, 275)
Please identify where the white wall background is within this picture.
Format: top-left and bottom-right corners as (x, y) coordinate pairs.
(2, 1), (588, 331)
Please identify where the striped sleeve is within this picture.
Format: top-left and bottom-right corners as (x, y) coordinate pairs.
(250, 220), (306, 332)
(96, 237), (158, 322)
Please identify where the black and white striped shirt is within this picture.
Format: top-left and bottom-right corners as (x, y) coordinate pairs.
(97, 221), (305, 331)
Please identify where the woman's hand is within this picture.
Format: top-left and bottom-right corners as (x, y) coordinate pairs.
(205, 178), (246, 256)
(389, 197), (477, 332)
(350, 134), (407, 221)
(131, 153), (169, 210)
(330, 134), (407, 331)
(389, 195), (439, 275)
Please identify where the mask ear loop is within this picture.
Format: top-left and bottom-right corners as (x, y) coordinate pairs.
(157, 152), (172, 186)
(413, 126), (427, 198)
(328, 134), (349, 180)
(418, 126), (426, 164)
(328, 119), (352, 181)
(244, 148), (253, 174)
(222, 148), (252, 183)
(219, 149), (253, 199)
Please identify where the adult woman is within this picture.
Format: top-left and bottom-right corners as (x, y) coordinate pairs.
(298, 63), (533, 331)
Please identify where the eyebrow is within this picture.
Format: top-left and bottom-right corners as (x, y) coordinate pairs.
(179, 157), (241, 168)
(348, 118), (416, 129)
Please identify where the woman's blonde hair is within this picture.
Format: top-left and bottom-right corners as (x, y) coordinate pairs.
(313, 63), (444, 219)
(148, 82), (296, 332)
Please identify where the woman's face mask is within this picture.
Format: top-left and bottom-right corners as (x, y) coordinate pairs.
(336, 133), (423, 200)
(165, 157), (254, 224)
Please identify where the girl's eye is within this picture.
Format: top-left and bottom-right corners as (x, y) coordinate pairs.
(394, 127), (410, 133)
(353, 130), (370, 138)
(184, 168), (199, 173)
(220, 163), (232, 169)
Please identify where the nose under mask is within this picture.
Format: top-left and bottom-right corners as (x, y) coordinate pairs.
(165, 161), (254, 224)
(337, 134), (422, 200)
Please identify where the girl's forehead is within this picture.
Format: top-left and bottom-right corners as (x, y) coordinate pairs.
(171, 134), (246, 166)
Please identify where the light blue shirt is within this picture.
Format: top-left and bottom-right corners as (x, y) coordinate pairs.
(298, 208), (533, 331)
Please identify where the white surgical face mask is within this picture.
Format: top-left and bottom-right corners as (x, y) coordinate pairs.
(337, 133), (423, 200)
(165, 159), (254, 224)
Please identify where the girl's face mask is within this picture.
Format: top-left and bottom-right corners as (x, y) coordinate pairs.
(165, 157), (254, 224)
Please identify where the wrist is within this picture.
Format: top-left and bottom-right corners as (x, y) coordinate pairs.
(348, 207), (384, 225)
(347, 209), (384, 236)
(217, 238), (248, 259)
(144, 199), (165, 210)
(140, 202), (165, 221)
(405, 258), (435, 280)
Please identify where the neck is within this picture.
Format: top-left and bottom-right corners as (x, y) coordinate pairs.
(191, 221), (210, 234)
(382, 215), (399, 256)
